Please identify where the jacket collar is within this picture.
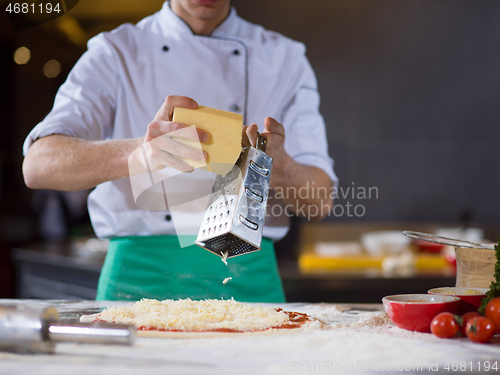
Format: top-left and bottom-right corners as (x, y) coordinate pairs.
(158, 1), (239, 37)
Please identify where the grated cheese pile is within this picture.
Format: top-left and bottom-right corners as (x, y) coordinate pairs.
(94, 298), (291, 331)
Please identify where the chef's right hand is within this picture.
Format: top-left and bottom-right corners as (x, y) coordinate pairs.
(133, 96), (210, 173)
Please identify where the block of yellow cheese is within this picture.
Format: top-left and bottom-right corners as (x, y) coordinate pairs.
(172, 106), (243, 175)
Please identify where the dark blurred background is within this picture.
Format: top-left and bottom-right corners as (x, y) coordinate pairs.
(1, 0), (499, 300)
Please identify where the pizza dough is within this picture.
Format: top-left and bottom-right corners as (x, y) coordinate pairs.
(134, 325), (312, 338)
(80, 298), (315, 337)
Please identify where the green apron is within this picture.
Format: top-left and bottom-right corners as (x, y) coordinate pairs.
(96, 235), (285, 303)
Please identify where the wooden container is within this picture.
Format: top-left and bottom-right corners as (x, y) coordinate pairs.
(455, 247), (496, 288)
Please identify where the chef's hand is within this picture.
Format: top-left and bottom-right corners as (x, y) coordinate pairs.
(243, 117), (293, 186)
(132, 96), (210, 173)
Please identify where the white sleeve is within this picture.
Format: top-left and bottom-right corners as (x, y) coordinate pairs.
(281, 60), (338, 185)
(23, 33), (119, 155)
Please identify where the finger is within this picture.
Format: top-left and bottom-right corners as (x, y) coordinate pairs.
(155, 95), (198, 121)
(245, 123), (259, 147)
(242, 125), (251, 147)
(165, 122), (211, 143)
(149, 134), (206, 163)
(147, 121), (211, 143)
(263, 117), (285, 137)
(143, 142), (196, 173)
(151, 148), (195, 173)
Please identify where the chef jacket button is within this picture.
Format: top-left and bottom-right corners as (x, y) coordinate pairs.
(162, 45), (169, 52)
(232, 49), (240, 56)
(230, 104), (241, 112)
(165, 214), (172, 221)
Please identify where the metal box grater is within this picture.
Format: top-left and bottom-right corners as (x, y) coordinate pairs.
(195, 136), (272, 259)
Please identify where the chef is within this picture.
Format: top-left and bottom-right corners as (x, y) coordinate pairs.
(22, 0), (337, 302)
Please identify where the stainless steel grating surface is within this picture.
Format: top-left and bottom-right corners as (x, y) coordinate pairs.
(202, 233), (259, 258)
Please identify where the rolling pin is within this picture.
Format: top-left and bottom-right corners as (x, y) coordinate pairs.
(0, 305), (135, 353)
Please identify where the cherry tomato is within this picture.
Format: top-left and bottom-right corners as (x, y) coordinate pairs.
(484, 297), (500, 334)
(431, 312), (459, 338)
(465, 317), (495, 343)
(458, 312), (480, 336)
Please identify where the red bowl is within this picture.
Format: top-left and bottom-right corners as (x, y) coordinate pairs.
(428, 287), (488, 315)
(382, 294), (460, 333)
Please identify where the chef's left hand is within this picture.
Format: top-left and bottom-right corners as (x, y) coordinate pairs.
(243, 117), (292, 184)
(244, 117), (334, 220)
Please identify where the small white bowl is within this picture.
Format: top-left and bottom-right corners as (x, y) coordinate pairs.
(361, 231), (410, 256)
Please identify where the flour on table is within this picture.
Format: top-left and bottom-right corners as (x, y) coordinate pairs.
(296, 304), (344, 325)
(328, 311), (392, 330)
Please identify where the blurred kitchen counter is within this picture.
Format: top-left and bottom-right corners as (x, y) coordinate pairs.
(10, 225), (463, 302)
(278, 221), (500, 302)
(296, 221), (500, 246)
(11, 241), (103, 300)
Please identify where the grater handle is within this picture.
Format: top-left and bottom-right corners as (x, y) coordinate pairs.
(256, 134), (267, 153)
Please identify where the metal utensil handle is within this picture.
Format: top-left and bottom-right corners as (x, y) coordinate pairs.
(48, 321), (136, 345)
(402, 231), (494, 250)
(257, 134), (267, 153)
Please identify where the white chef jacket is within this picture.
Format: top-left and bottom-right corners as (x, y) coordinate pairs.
(23, 2), (337, 241)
